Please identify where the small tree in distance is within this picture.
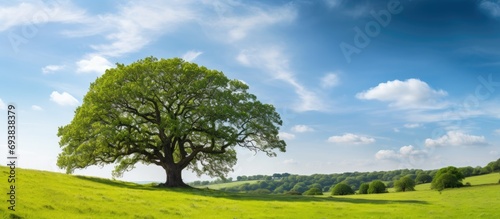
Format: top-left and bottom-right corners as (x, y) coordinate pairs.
(332, 183), (355, 196)
(431, 166), (464, 191)
(415, 173), (433, 184)
(368, 180), (386, 194)
(303, 187), (323, 196)
(394, 176), (416, 192)
(358, 183), (369, 194)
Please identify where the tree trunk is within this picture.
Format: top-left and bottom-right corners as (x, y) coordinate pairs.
(163, 166), (189, 187)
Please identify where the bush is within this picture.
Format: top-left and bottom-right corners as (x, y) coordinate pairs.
(285, 190), (302, 195)
(465, 182), (471, 187)
(251, 189), (271, 194)
(415, 173), (433, 184)
(332, 183), (355, 196)
(368, 180), (386, 194)
(394, 176), (416, 192)
(432, 173), (461, 191)
(303, 187), (323, 196)
(358, 183), (369, 194)
(431, 167), (464, 191)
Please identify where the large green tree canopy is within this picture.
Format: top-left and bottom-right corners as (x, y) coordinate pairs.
(57, 57), (286, 187)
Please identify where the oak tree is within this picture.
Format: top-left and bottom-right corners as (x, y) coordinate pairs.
(57, 57), (286, 187)
(394, 176), (415, 192)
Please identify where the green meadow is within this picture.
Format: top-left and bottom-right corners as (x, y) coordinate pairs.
(1, 166), (499, 219)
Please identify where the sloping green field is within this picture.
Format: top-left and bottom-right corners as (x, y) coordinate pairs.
(1, 166), (499, 219)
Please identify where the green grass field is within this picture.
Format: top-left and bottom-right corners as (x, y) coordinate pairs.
(1, 166), (499, 219)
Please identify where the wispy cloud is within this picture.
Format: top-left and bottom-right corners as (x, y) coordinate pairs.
(327, 133), (375, 145)
(323, 0), (343, 9)
(182, 50), (203, 62)
(42, 65), (65, 74)
(204, 1), (297, 42)
(31, 105), (43, 111)
(320, 73), (340, 89)
(50, 91), (79, 106)
(279, 132), (296, 140)
(404, 123), (421, 129)
(425, 131), (487, 147)
(494, 129), (500, 135)
(291, 125), (314, 133)
(237, 47), (326, 112)
(356, 78), (448, 109)
(479, 0), (500, 17)
(0, 1), (87, 32)
(79, 1), (196, 57)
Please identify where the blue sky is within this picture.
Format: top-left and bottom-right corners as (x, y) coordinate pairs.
(1, 0), (500, 182)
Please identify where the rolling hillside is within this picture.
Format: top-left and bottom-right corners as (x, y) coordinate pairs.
(1, 166), (499, 218)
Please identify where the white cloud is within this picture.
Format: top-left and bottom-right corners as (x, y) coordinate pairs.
(182, 50), (203, 62)
(50, 91), (79, 106)
(42, 65), (65, 74)
(291, 125), (314, 133)
(375, 145), (428, 160)
(480, 0), (500, 17)
(425, 131), (487, 147)
(236, 47), (325, 112)
(327, 133), (375, 145)
(0, 99), (5, 110)
(375, 150), (398, 160)
(490, 151), (499, 155)
(356, 78), (448, 109)
(76, 55), (113, 74)
(393, 128), (400, 133)
(31, 105), (43, 111)
(279, 132), (295, 140)
(320, 73), (339, 89)
(404, 123), (421, 129)
(283, 159), (298, 165)
(0, 2), (87, 32)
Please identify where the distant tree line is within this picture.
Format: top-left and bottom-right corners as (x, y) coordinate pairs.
(193, 158), (500, 195)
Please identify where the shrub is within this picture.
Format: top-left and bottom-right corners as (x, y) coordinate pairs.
(431, 167), (464, 191)
(432, 173), (461, 191)
(394, 176), (416, 192)
(332, 183), (355, 196)
(358, 183), (369, 194)
(285, 190), (302, 195)
(415, 173), (433, 184)
(303, 187), (323, 196)
(251, 189), (271, 194)
(368, 180), (386, 194)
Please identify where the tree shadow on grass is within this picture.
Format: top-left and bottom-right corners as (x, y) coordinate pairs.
(74, 175), (161, 191)
(73, 176), (428, 205)
(164, 188), (429, 205)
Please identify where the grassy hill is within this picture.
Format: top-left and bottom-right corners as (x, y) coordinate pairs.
(1, 166), (499, 219)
